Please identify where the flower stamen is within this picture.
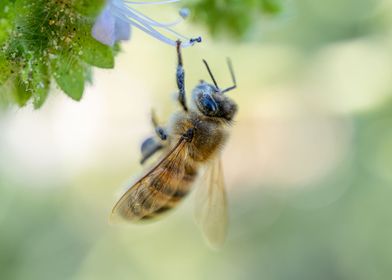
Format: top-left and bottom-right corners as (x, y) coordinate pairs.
(113, 2), (184, 28)
(92, 0), (201, 47)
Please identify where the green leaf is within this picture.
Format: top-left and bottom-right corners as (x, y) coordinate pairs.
(80, 34), (114, 69)
(14, 56), (50, 108)
(0, 53), (12, 85)
(30, 63), (50, 109)
(0, 19), (12, 44)
(0, 1), (17, 20)
(190, 0), (285, 37)
(260, 0), (282, 14)
(74, 0), (106, 17)
(0, 0), (119, 108)
(13, 78), (32, 107)
(53, 57), (86, 101)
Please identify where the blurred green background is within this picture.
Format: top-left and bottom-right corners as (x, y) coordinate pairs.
(2, 0), (392, 279)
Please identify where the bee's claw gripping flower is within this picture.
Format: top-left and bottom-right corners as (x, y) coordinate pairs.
(92, 0), (201, 47)
(190, 36), (202, 44)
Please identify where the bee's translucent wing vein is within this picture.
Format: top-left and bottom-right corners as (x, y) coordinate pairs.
(194, 157), (228, 248)
(111, 138), (188, 222)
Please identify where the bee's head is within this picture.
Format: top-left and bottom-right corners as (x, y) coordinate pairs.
(191, 59), (238, 121)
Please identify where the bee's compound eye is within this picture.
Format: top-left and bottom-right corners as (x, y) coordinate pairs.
(200, 94), (218, 115)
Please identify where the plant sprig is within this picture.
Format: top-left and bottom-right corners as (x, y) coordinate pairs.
(0, 0), (112, 108)
(0, 0), (285, 109)
(189, 0), (284, 37)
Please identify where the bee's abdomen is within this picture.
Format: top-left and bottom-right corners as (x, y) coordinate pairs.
(139, 161), (198, 220)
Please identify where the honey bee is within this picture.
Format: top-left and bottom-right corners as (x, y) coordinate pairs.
(111, 40), (237, 248)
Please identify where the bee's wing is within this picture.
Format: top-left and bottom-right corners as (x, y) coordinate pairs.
(111, 138), (188, 222)
(194, 157), (228, 249)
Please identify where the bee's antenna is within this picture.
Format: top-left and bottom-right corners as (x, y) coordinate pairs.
(202, 59), (219, 89)
(221, 58), (237, 94)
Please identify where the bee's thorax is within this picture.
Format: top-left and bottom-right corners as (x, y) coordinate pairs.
(169, 111), (229, 163)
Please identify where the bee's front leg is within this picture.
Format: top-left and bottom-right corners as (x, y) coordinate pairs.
(140, 110), (169, 164)
(176, 40), (188, 112)
(151, 109), (168, 141)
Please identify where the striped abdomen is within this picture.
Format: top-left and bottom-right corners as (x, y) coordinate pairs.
(140, 159), (199, 220)
(112, 143), (199, 221)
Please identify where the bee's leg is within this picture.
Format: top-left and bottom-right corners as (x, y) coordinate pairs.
(176, 40), (188, 112)
(151, 109), (168, 141)
(140, 110), (169, 164)
(140, 137), (163, 164)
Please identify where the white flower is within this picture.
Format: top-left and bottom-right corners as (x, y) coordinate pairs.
(92, 0), (201, 47)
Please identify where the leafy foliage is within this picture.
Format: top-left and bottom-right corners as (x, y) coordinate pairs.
(189, 0), (284, 37)
(0, 0), (111, 108)
(0, 0), (286, 109)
